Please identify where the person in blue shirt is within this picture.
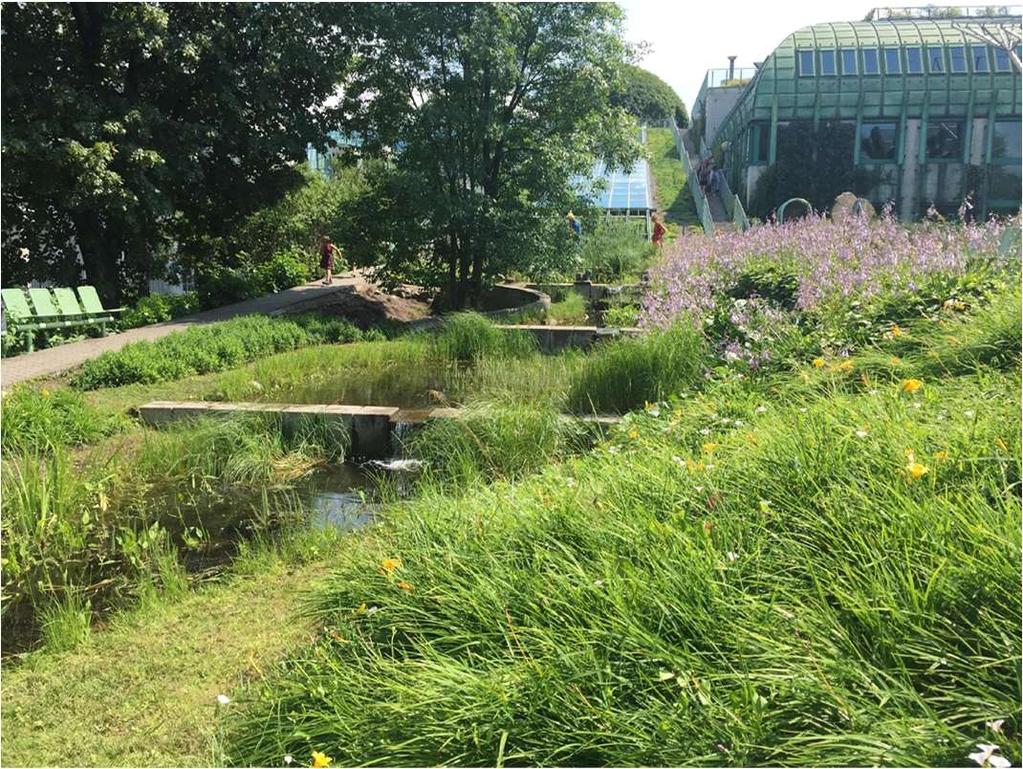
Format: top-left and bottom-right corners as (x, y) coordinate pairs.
(567, 211), (582, 238)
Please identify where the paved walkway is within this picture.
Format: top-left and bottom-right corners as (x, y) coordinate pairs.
(1, 275), (362, 388)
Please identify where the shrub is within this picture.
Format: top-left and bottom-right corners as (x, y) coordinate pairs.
(252, 247), (315, 295)
(1, 385), (129, 453)
(119, 292), (199, 330)
(568, 323), (707, 413)
(433, 312), (536, 363)
(601, 302), (640, 328)
(574, 219), (654, 283)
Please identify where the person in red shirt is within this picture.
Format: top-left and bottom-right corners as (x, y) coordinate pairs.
(318, 234), (342, 285)
(651, 215), (667, 250)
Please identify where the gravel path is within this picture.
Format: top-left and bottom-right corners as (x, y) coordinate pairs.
(1, 275), (362, 388)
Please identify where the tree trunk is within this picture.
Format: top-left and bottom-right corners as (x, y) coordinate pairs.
(72, 212), (122, 304)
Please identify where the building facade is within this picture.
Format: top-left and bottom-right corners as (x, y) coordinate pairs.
(693, 6), (1022, 220)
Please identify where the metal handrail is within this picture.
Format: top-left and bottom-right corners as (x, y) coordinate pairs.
(717, 174), (752, 232)
(679, 131), (715, 236)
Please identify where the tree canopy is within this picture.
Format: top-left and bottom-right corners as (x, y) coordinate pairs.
(337, 3), (640, 307)
(1, 2), (358, 301)
(611, 63), (688, 127)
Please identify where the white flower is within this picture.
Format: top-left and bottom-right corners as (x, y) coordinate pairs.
(965, 409), (976, 418)
(365, 606), (380, 614)
(912, 402), (922, 409)
(986, 719), (1005, 734)
(726, 551), (738, 561)
(672, 455), (685, 467)
(284, 756), (294, 765)
(855, 430), (869, 439)
(694, 485), (704, 492)
(592, 579), (605, 588)
(657, 670), (676, 681)
(608, 445), (620, 455)
(734, 419), (744, 427)
(699, 427), (711, 435)
(868, 389), (879, 396)
(565, 477), (576, 488)
(798, 407), (807, 413)
(755, 405), (768, 414)
(216, 694), (231, 706)
(969, 743), (1010, 768)
(647, 405), (661, 417)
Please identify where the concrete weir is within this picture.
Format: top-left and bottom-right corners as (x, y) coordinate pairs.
(137, 401), (622, 459)
(138, 401), (399, 458)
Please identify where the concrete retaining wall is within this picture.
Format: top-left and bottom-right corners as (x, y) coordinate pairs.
(408, 284), (550, 332)
(138, 401), (622, 458)
(494, 325), (642, 354)
(138, 401), (398, 458)
(526, 281), (642, 302)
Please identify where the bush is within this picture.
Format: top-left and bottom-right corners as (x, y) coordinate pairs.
(433, 312), (536, 363)
(568, 323), (707, 413)
(601, 302), (640, 327)
(252, 247), (316, 295)
(1, 385), (129, 453)
(574, 220), (654, 283)
(119, 292), (199, 330)
(545, 292), (589, 325)
(69, 315), (371, 390)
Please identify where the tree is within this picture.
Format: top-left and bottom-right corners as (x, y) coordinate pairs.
(338, 3), (639, 308)
(611, 63), (688, 127)
(1, 3), (360, 302)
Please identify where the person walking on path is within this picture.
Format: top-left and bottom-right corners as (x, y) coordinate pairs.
(651, 215), (667, 250)
(318, 234), (343, 285)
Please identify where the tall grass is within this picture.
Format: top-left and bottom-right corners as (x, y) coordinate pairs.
(404, 404), (586, 492)
(1, 385), (129, 454)
(567, 323), (707, 413)
(433, 312), (537, 363)
(222, 360), (1020, 768)
(1, 413), (349, 650)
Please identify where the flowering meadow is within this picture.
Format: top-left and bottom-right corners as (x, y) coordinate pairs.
(641, 213), (1018, 368)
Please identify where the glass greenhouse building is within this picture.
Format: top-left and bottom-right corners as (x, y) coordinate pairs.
(692, 6), (1022, 220)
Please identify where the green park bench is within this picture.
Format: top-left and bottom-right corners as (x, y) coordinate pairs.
(1, 285), (125, 353)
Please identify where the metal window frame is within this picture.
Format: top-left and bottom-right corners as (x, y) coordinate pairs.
(863, 47), (881, 74)
(971, 44), (990, 72)
(819, 48), (838, 75)
(994, 47), (1012, 72)
(840, 48), (858, 74)
(905, 46), (924, 73)
(797, 49), (815, 76)
(925, 119), (966, 161)
(883, 46), (903, 74)
(858, 120), (900, 163)
(927, 45), (945, 72)
(949, 45), (967, 72)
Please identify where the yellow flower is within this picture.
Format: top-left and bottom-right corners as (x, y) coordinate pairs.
(900, 378), (923, 394)
(627, 428), (640, 440)
(40, 388), (50, 398)
(743, 432), (759, 445)
(812, 357), (825, 368)
(995, 437), (1008, 452)
(380, 557), (401, 574)
(673, 407), (684, 419)
(933, 450), (949, 462)
(889, 356), (901, 365)
(701, 442), (718, 454)
(98, 492), (109, 512)
(904, 450), (928, 481)
(837, 360), (854, 373)
(396, 580), (413, 592)
(685, 458), (704, 472)
(889, 324), (904, 338)
(312, 751), (332, 768)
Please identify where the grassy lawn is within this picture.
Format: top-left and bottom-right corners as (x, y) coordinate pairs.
(1, 550), (330, 767)
(646, 126), (698, 236)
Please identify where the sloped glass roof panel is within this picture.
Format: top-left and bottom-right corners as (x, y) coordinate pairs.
(572, 158), (654, 212)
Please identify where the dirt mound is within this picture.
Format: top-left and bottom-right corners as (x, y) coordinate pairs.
(287, 283), (431, 329)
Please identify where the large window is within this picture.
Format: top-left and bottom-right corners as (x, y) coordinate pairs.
(863, 48), (880, 74)
(820, 49), (836, 75)
(841, 48), (857, 74)
(991, 119), (1022, 159)
(906, 47), (923, 73)
(994, 47), (1012, 72)
(950, 46), (967, 73)
(798, 50), (814, 76)
(884, 48), (902, 74)
(928, 46), (945, 72)
(748, 122), (771, 164)
(926, 121), (963, 160)
(972, 45), (990, 72)
(860, 122), (897, 161)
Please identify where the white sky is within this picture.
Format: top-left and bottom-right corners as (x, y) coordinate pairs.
(620, 0), (878, 108)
